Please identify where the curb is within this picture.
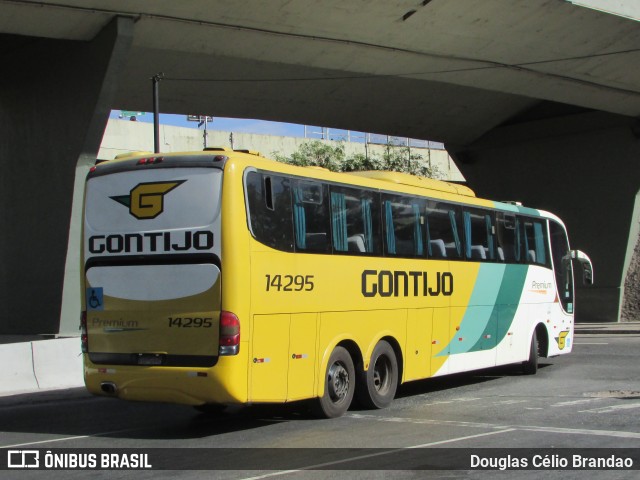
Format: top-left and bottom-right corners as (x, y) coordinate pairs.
(574, 322), (640, 335)
(575, 329), (640, 335)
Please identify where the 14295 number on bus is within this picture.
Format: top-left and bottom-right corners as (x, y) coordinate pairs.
(265, 274), (315, 292)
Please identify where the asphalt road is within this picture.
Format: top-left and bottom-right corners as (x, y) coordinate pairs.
(1, 333), (639, 479)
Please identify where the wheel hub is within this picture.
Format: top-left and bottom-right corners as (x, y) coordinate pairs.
(328, 362), (349, 402)
(373, 356), (391, 393)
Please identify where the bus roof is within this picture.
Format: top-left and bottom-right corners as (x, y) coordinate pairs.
(98, 148), (556, 220)
(345, 170), (476, 197)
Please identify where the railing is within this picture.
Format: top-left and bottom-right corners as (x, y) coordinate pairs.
(303, 126), (445, 150)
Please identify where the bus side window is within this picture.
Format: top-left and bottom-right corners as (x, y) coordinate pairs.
(496, 212), (519, 263)
(382, 194), (425, 257)
(425, 202), (461, 259)
(245, 172), (294, 251)
(463, 208), (496, 261)
(523, 218), (549, 267)
(330, 186), (381, 254)
(292, 180), (331, 253)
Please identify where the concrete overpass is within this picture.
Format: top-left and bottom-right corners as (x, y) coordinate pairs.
(1, 0), (639, 336)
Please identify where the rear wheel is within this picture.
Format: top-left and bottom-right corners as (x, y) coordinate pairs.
(314, 346), (355, 418)
(356, 340), (398, 409)
(522, 334), (539, 375)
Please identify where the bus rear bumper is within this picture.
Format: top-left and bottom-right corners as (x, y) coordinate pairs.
(83, 352), (248, 406)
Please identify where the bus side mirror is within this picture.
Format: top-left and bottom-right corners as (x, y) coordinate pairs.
(571, 250), (593, 286)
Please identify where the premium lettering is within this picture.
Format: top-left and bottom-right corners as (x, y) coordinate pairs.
(91, 318), (139, 328)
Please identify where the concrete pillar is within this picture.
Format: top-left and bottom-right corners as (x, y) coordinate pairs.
(621, 192), (640, 321)
(0, 17), (134, 336)
(451, 110), (640, 323)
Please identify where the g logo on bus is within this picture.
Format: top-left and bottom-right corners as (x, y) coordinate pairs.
(556, 330), (570, 350)
(111, 180), (185, 219)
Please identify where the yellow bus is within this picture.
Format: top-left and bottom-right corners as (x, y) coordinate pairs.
(81, 148), (592, 417)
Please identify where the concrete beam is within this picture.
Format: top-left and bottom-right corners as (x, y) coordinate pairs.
(451, 107), (640, 322)
(0, 17), (134, 335)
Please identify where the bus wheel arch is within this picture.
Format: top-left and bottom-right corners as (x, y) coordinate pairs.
(383, 336), (404, 384)
(356, 337), (401, 409)
(338, 339), (364, 375)
(522, 323), (548, 375)
(535, 323), (549, 358)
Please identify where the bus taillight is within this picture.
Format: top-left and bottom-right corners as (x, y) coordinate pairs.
(80, 311), (88, 353)
(219, 311), (240, 356)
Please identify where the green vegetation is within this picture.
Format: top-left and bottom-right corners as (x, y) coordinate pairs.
(272, 140), (440, 178)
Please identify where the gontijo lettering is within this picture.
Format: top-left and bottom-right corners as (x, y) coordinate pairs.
(362, 270), (453, 297)
(88, 230), (213, 254)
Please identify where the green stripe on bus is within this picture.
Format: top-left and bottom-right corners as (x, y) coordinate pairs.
(442, 264), (529, 356)
(446, 264), (505, 355)
(494, 265), (529, 343)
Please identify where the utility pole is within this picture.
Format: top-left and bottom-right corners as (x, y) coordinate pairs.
(152, 73), (164, 153)
(198, 116), (209, 148)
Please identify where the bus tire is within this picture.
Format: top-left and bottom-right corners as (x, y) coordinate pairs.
(356, 340), (398, 409)
(522, 334), (539, 375)
(314, 346), (355, 418)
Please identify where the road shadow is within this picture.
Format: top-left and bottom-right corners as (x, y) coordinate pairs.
(0, 388), (295, 442)
(0, 362), (555, 443)
(394, 361), (554, 401)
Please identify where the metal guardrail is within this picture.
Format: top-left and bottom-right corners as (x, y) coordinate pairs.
(303, 126), (445, 150)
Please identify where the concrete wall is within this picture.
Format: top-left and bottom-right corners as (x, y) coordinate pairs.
(97, 119), (464, 180)
(0, 18), (134, 336)
(452, 110), (640, 323)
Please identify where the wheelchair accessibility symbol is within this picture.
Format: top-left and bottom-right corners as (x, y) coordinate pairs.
(87, 288), (104, 311)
